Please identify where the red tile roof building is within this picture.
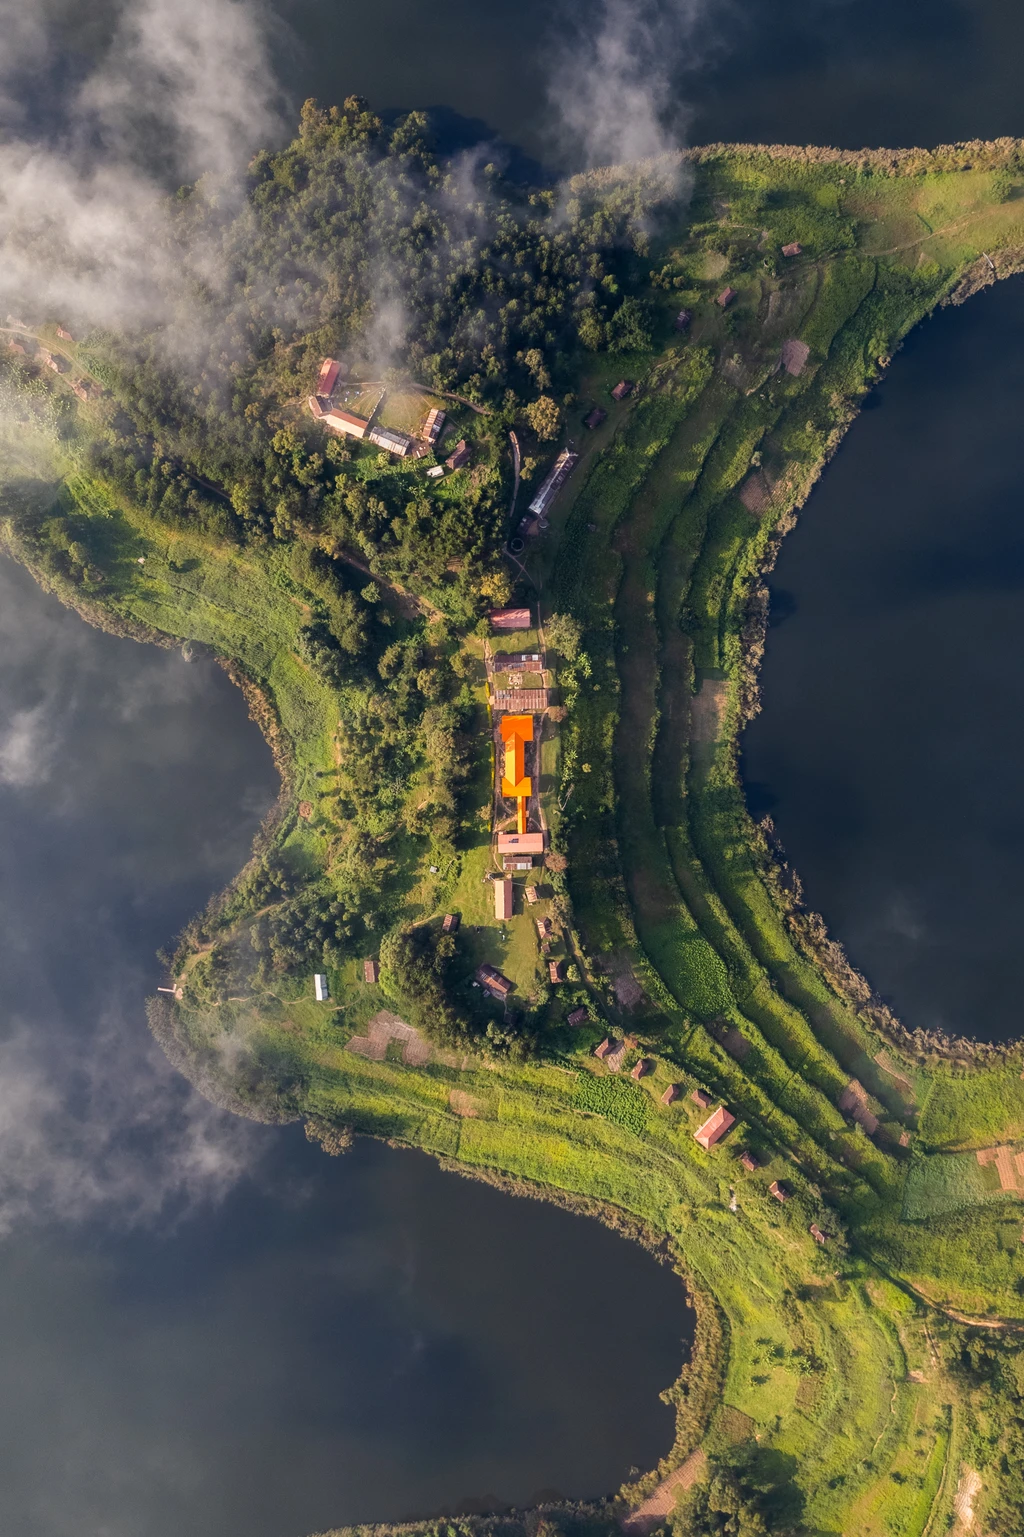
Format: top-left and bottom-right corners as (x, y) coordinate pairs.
(694, 1106), (735, 1149)
(631, 1058), (652, 1081)
(661, 1083), (680, 1106)
(716, 287), (737, 308)
(316, 358), (342, 395)
(594, 1037), (614, 1059)
(611, 379), (633, 401)
(769, 1180), (789, 1203)
(691, 1088), (711, 1108)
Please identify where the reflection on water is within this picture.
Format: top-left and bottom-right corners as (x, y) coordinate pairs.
(744, 277), (1024, 1044)
(0, 557), (684, 1536)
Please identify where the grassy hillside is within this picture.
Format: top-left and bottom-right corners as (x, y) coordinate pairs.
(5, 133), (1024, 1536)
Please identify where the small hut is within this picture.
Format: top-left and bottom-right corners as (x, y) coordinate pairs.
(611, 379), (633, 401)
(363, 958), (379, 985)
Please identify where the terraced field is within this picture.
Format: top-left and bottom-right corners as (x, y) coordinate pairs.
(6, 140), (1024, 1535)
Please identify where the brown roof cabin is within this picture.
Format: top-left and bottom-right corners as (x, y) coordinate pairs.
(42, 351), (67, 373)
(56, 326), (74, 342)
(694, 1106), (735, 1150)
(71, 379), (89, 402)
(674, 309), (692, 330)
(7, 340), (25, 355)
(716, 287), (737, 308)
(781, 242), (802, 257)
(594, 1037), (614, 1060)
(611, 379), (633, 401)
(809, 1223), (827, 1245)
(489, 607), (532, 633)
(494, 878), (514, 920)
(363, 958), (379, 985)
(769, 1180), (789, 1203)
(445, 439), (471, 470)
(691, 1088), (711, 1109)
(740, 1151), (759, 1173)
(567, 1006), (588, 1026)
(631, 1057), (652, 1081)
(524, 885), (539, 905)
(502, 855), (533, 871)
(584, 407), (607, 430)
(476, 963), (513, 999)
(493, 652), (543, 674)
(661, 1083), (680, 1106)
(548, 959), (566, 984)
(535, 916), (553, 939)
(442, 913), (460, 934)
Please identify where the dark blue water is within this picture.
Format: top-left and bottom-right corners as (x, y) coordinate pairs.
(0, 557), (684, 1536)
(744, 277), (1024, 1043)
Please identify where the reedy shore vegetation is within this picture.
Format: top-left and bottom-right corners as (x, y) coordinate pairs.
(4, 112), (1024, 1536)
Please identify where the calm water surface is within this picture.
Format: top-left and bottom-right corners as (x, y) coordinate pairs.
(744, 277), (1024, 1044)
(0, 557), (684, 1535)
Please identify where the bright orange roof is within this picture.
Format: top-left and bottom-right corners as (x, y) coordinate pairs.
(500, 714), (533, 801)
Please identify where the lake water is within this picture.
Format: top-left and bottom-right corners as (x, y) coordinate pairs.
(0, 557), (686, 1535)
(744, 277), (1024, 1045)
(7, 0), (1024, 1529)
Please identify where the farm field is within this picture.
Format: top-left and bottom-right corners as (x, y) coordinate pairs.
(5, 132), (1024, 1537)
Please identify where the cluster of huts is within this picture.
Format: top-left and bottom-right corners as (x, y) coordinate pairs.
(308, 357), (467, 467)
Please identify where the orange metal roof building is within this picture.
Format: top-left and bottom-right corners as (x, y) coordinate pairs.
(500, 713), (533, 835)
(694, 1106), (735, 1150)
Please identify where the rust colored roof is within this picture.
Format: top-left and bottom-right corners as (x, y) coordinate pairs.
(740, 1151), (758, 1172)
(809, 1223), (827, 1244)
(691, 1088), (711, 1108)
(489, 607), (532, 631)
(631, 1058), (652, 1081)
(611, 379), (633, 400)
(442, 913), (460, 933)
(781, 242), (802, 257)
(548, 959), (566, 983)
(322, 408), (369, 437)
(494, 689), (549, 712)
(476, 963), (512, 997)
(445, 439), (470, 469)
(661, 1083), (680, 1105)
(594, 1037), (613, 1059)
(769, 1180), (789, 1202)
(494, 878), (514, 920)
(493, 652), (543, 673)
(694, 1106), (735, 1149)
(363, 958), (379, 984)
(316, 357), (342, 394)
(716, 287), (737, 307)
(584, 407), (606, 429)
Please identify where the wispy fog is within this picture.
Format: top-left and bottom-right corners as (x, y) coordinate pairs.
(0, 555), (276, 1232)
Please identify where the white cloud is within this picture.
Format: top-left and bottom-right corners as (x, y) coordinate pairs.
(0, 703), (56, 787)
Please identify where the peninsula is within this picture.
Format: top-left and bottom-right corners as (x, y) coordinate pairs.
(3, 101), (1024, 1536)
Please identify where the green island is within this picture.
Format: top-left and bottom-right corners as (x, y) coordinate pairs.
(5, 98), (1024, 1537)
